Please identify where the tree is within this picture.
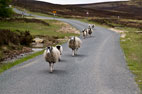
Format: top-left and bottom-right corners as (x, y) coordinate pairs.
(0, 0), (13, 18)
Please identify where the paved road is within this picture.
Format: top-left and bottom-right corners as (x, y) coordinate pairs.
(0, 8), (139, 94)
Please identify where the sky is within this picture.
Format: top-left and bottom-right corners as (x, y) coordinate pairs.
(36, 0), (128, 5)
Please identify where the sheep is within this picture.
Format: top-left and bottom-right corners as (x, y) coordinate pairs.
(88, 24), (91, 28)
(56, 45), (63, 55)
(88, 26), (94, 37)
(89, 24), (95, 29)
(43, 46), (61, 73)
(92, 24), (95, 28)
(68, 36), (82, 56)
(82, 29), (87, 39)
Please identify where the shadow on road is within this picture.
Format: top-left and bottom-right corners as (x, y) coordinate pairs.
(59, 59), (68, 63)
(39, 69), (68, 75)
(65, 54), (87, 58)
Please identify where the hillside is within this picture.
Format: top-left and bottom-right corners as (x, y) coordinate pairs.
(77, 1), (142, 19)
(12, 0), (142, 19)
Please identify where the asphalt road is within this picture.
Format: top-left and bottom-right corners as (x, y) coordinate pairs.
(0, 8), (139, 94)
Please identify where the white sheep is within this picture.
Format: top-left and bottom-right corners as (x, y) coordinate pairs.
(88, 24), (91, 28)
(56, 45), (63, 55)
(43, 46), (61, 73)
(82, 29), (87, 39)
(68, 36), (82, 56)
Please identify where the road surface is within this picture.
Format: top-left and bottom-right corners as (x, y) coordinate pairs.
(0, 8), (139, 94)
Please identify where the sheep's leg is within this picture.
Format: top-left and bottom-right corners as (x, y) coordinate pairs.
(49, 63), (53, 73)
(74, 49), (76, 55)
(72, 50), (75, 56)
(75, 49), (78, 55)
(83, 34), (85, 39)
(51, 63), (54, 72)
(84, 36), (85, 39)
(49, 63), (51, 72)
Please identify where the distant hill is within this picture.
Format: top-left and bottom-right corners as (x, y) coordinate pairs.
(12, 0), (142, 19)
(77, 1), (142, 18)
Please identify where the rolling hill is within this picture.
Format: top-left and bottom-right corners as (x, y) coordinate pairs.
(12, 0), (142, 19)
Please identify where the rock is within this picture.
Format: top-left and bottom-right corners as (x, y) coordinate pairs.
(121, 33), (126, 38)
(33, 38), (44, 43)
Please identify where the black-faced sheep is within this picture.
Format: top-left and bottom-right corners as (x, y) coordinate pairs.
(56, 45), (63, 55)
(43, 46), (61, 73)
(68, 36), (82, 56)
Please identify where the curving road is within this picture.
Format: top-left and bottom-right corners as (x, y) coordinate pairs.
(0, 8), (139, 94)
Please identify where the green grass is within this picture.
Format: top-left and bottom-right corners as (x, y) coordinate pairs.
(0, 13), (80, 74)
(0, 50), (44, 74)
(120, 30), (142, 92)
(0, 20), (78, 38)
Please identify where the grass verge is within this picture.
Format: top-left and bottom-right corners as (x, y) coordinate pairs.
(120, 31), (142, 93)
(0, 50), (44, 74)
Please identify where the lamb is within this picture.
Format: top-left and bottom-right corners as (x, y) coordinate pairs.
(43, 46), (61, 73)
(68, 36), (82, 56)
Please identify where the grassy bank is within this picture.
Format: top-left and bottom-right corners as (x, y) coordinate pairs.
(120, 30), (142, 92)
(0, 50), (43, 74)
(0, 19), (78, 38)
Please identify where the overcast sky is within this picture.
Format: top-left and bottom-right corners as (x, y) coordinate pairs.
(36, 0), (128, 5)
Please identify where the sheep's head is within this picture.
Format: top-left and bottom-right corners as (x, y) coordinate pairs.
(82, 29), (86, 33)
(73, 36), (76, 41)
(69, 36), (76, 44)
(47, 46), (53, 53)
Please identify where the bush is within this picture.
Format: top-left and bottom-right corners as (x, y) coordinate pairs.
(19, 30), (33, 46)
(0, 29), (33, 46)
(0, 0), (13, 18)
